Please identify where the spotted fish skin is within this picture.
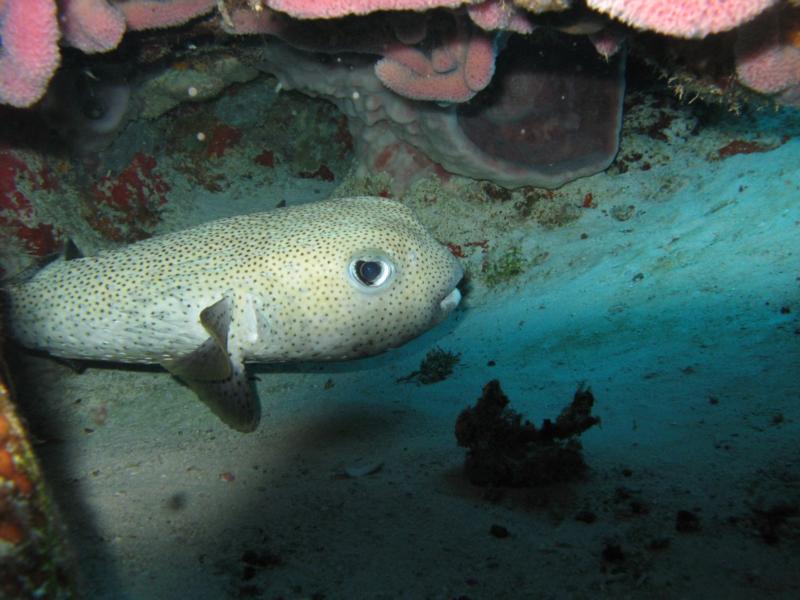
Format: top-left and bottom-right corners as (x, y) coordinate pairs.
(5, 197), (463, 431)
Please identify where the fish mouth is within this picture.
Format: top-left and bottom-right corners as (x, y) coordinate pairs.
(439, 286), (462, 314)
(438, 259), (465, 315)
(434, 256), (464, 320)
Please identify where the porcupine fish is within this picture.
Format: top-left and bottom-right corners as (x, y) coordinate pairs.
(4, 197), (463, 432)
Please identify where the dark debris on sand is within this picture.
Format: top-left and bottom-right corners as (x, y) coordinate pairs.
(455, 379), (600, 487)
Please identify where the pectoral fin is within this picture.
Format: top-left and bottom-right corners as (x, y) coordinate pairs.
(176, 365), (260, 433)
(162, 297), (261, 433)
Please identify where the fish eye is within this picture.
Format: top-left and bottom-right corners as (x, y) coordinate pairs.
(349, 258), (393, 288)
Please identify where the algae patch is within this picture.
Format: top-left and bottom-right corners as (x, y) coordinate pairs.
(397, 347), (461, 385)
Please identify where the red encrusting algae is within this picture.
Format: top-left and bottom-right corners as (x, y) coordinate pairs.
(87, 152), (171, 242)
(0, 149), (61, 255)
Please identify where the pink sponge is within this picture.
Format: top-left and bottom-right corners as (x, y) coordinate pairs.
(0, 0), (220, 108)
(736, 7), (800, 106)
(266, 0), (464, 19)
(0, 0), (61, 107)
(60, 0), (126, 53)
(587, 0), (778, 38)
(375, 25), (496, 103)
(118, 0), (217, 30)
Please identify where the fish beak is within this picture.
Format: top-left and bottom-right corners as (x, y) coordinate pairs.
(439, 286), (462, 314)
(439, 257), (464, 316)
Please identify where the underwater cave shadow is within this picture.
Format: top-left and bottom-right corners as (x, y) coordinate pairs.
(268, 401), (411, 457)
(136, 399), (418, 592)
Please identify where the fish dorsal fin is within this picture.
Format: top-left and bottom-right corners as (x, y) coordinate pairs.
(63, 239), (84, 261)
(2, 239), (84, 285)
(161, 297), (261, 432)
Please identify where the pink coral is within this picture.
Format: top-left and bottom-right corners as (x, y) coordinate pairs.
(117, 0), (216, 31)
(586, 0), (778, 38)
(0, 0), (220, 107)
(265, 0), (466, 19)
(375, 17), (496, 102)
(60, 0), (126, 53)
(267, 0), (535, 33)
(224, 6), (497, 104)
(467, 0), (534, 34)
(0, 0), (60, 107)
(735, 6), (800, 106)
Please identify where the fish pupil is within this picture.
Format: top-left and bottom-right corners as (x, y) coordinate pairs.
(355, 260), (383, 285)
